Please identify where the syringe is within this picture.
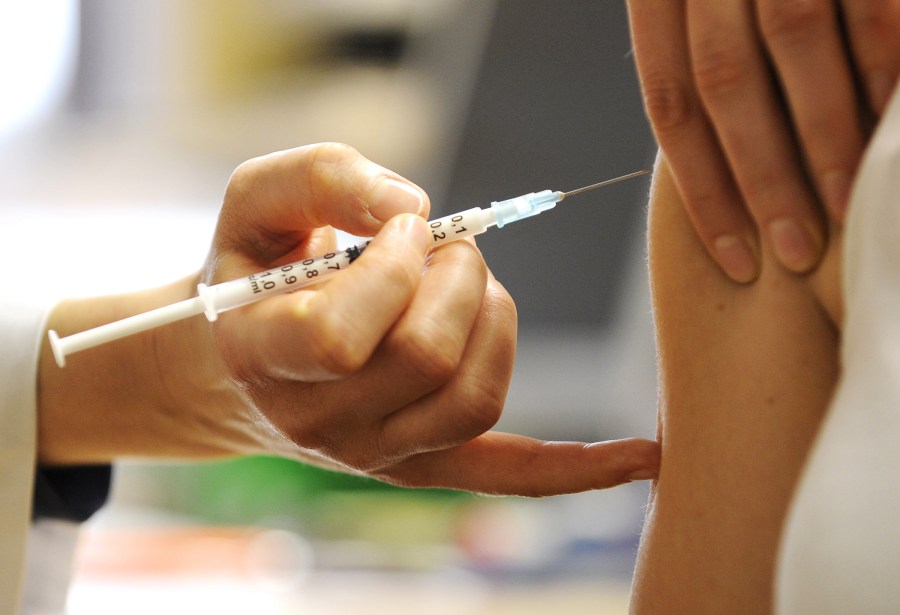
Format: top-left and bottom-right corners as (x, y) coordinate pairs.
(48, 169), (649, 367)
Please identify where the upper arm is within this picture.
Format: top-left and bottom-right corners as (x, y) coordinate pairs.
(630, 155), (841, 613)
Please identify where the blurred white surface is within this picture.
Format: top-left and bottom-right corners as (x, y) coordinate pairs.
(0, 2), (78, 139)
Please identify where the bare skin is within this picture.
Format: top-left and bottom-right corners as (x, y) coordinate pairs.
(630, 155), (843, 613)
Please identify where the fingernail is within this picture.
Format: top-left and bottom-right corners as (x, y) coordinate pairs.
(822, 170), (852, 220)
(768, 217), (820, 273)
(867, 70), (894, 116)
(714, 234), (759, 283)
(368, 177), (425, 222)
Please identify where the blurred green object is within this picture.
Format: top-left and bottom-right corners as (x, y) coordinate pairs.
(179, 455), (473, 530)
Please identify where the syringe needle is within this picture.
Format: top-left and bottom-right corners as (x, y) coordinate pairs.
(560, 169), (650, 200)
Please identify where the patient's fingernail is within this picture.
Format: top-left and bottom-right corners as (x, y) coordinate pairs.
(714, 234), (758, 283)
(768, 217), (820, 273)
(368, 177), (425, 222)
(822, 170), (851, 220)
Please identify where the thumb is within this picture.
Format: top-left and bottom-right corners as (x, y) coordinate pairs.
(218, 143), (429, 258)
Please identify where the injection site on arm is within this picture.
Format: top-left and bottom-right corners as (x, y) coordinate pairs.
(48, 170), (649, 367)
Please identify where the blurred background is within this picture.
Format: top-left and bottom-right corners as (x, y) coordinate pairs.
(0, 1), (659, 612)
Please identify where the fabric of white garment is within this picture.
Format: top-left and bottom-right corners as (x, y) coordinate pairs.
(0, 300), (45, 613)
(0, 300), (81, 615)
(22, 520), (82, 615)
(776, 84), (900, 612)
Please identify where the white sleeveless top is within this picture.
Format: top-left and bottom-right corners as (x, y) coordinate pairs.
(777, 84), (900, 613)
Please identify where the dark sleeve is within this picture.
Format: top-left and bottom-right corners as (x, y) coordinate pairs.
(32, 464), (113, 522)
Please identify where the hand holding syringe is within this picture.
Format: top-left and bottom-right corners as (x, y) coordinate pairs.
(49, 170), (648, 367)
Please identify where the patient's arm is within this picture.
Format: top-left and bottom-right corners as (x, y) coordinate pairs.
(630, 156), (842, 613)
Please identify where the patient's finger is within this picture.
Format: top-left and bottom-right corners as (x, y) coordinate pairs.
(688, 0), (826, 273)
(627, 0), (760, 283)
(840, 0), (900, 117)
(757, 0), (867, 219)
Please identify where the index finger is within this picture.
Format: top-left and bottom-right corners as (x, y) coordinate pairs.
(378, 432), (661, 497)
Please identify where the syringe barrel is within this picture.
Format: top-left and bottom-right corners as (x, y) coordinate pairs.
(199, 241), (371, 319)
(426, 207), (494, 246)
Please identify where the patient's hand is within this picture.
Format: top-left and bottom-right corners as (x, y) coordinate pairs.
(626, 0), (898, 283)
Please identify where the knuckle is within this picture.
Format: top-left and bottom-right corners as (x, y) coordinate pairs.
(397, 320), (463, 385)
(739, 170), (793, 214)
(868, 1), (900, 36)
(304, 143), (368, 215)
(485, 281), (518, 331)
(691, 39), (752, 99)
(224, 157), (265, 204)
(442, 240), (487, 275)
(758, 0), (832, 46)
(448, 368), (509, 440)
(306, 141), (359, 165)
(454, 385), (505, 439)
(800, 119), (856, 169)
(284, 414), (350, 459)
(306, 143), (360, 199)
(304, 311), (370, 376)
(847, 2), (900, 53)
(640, 74), (698, 133)
(680, 180), (740, 225)
(680, 186), (722, 221)
(374, 249), (421, 297)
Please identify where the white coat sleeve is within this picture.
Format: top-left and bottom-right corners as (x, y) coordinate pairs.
(0, 300), (48, 613)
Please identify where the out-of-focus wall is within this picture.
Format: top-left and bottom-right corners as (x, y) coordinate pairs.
(0, 0), (495, 296)
(0, 0), (491, 209)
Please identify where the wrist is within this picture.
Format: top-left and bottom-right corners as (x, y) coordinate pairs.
(143, 275), (308, 460)
(37, 275), (249, 463)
